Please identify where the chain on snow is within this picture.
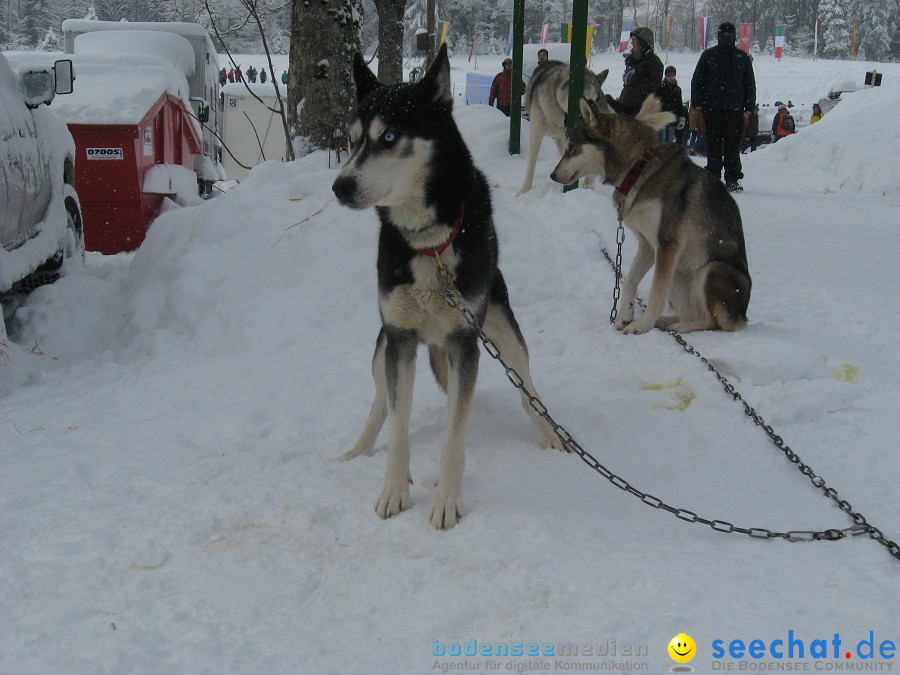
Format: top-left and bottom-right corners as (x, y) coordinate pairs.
(432, 245), (900, 563)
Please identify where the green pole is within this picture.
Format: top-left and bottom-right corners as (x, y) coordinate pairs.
(563, 0), (589, 192)
(509, 0), (525, 154)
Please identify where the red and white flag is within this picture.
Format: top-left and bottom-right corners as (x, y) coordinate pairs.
(540, 23), (550, 44)
(739, 23), (753, 53)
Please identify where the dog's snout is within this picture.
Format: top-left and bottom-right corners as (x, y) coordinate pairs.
(332, 176), (357, 204)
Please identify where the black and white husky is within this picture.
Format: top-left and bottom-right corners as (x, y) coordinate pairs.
(332, 45), (564, 529)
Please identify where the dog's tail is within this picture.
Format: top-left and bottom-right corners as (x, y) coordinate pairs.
(635, 94), (677, 131)
(429, 346), (449, 394)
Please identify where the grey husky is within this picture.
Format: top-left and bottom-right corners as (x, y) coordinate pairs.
(551, 96), (752, 333)
(518, 60), (610, 195)
(331, 45), (564, 530)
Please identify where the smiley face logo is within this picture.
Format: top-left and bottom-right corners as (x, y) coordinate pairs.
(668, 633), (696, 663)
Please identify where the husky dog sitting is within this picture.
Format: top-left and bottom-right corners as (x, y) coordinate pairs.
(332, 45), (564, 529)
(518, 61), (610, 195)
(551, 96), (752, 333)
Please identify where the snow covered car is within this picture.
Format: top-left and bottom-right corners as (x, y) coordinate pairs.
(1, 52), (84, 303)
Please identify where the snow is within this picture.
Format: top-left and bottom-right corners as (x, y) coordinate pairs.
(5, 50), (195, 127)
(74, 30), (197, 78)
(142, 164), (205, 207)
(0, 52), (78, 293)
(2, 50), (900, 673)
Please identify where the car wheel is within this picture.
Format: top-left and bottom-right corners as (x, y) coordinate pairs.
(16, 197), (84, 293)
(64, 196), (85, 262)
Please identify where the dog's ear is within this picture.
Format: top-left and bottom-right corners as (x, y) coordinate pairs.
(595, 68), (609, 89)
(581, 97), (614, 137)
(353, 52), (381, 103)
(422, 43), (453, 105)
(581, 97), (606, 126)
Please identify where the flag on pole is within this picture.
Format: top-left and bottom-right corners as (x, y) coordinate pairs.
(665, 16), (674, 50)
(851, 22), (858, 57)
(738, 23), (753, 53)
(540, 23), (550, 44)
(699, 16), (711, 50)
(562, 22), (571, 43)
(774, 24), (786, 59)
(506, 22), (514, 55)
(619, 19), (633, 53)
(584, 24), (594, 59)
(439, 21), (450, 47)
(468, 30), (477, 62)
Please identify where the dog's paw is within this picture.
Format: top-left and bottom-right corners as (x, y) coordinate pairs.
(537, 423), (568, 452)
(614, 309), (634, 331)
(374, 486), (411, 520)
(429, 493), (466, 530)
(339, 446), (372, 462)
(623, 319), (655, 335)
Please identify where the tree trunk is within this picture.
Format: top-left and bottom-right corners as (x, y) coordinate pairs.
(288, 0), (363, 155)
(373, 0), (405, 84)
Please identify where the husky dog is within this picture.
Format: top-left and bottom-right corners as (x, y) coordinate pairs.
(518, 61), (610, 195)
(551, 96), (751, 333)
(332, 45), (564, 529)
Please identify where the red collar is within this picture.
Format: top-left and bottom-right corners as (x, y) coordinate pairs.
(615, 149), (655, 199)
(414, 204), (465, 257)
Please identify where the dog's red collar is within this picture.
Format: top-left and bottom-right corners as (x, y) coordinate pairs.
(615, 149), (655, 199)
(414, 204), (465, 257)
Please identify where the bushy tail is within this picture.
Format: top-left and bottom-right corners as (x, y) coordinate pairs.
(635, 94), (677, 131)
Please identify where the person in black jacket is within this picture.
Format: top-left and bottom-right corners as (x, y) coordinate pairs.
(690, 21), (756, 192)
(656, 65), (683, 143)
(606, 26), (664, 116)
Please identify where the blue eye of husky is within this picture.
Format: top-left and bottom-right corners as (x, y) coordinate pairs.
(383, 131), (397, 144)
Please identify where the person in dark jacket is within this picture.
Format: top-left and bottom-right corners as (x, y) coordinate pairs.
(771, 104), (795, 141)
(690, 21), (756, 192)
(606, 26), (664, 116)
(656, 65), (683, 143)
(741, 104), (760, 153)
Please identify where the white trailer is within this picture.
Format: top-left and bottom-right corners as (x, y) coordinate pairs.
(221, 82), (290, 181)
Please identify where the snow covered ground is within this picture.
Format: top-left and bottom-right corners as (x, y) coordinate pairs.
(2, 49), (899, 673)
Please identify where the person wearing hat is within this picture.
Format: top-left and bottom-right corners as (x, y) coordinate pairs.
(655, 65), (684, 143)
(771, 103), (796, 141)
(690, 21), (756, 192)
(606, 26), (664, 116)
(489, 57), (525, 117)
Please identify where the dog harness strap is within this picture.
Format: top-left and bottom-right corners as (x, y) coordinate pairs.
(415, 204), (465, 257)
(615, 149), (655, 201)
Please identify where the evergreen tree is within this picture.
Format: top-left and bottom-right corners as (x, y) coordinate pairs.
(858, 1), (892, 60)
(19, 0), (47, 47)
(819, 0), (851, 59)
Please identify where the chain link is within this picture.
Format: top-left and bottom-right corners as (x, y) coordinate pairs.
(432, 247), (900, 562)
(599, 235), (900, 561)
(609, 219), (625, 324)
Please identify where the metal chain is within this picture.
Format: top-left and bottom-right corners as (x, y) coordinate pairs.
(609, 219), (625, 324)
(432, 250), (900, 561)
(599, 233), (900, 562)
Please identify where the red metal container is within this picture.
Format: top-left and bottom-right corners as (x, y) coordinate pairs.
(69, 92), (201, 254)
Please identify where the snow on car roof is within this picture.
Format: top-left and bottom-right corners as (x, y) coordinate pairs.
(74, 30), (196, 78)
(4, 51), (194, 126)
